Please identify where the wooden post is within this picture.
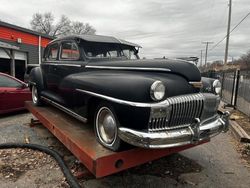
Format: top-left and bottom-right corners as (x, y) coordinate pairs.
(10, 50), (15, 77)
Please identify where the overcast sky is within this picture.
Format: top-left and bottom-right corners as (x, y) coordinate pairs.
(0, 0), (249, 63)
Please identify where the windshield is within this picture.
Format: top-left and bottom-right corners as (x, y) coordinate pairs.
(81, 41), (139, 60)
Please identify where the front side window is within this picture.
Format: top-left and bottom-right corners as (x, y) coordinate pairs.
(82, 42), (121, 59)
(61, 42), (80, 60)
(0, 75), (22, 88)
(81, 42), (139, 60)
(123, 49), (138, 60)
(47, 43), (59, 60)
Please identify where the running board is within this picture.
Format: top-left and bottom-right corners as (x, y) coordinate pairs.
(41, 96), (88, 123)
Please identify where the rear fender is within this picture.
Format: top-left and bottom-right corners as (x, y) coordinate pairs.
(29, 67), (45, 91)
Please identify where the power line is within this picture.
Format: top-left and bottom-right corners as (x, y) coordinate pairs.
(210, 11), (250, 51)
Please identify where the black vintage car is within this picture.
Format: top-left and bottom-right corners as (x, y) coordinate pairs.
(29, 35), (229, 151)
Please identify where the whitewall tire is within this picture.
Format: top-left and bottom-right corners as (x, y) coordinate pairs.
(94, 104), (121, 151)
(32, 86), (42, 106)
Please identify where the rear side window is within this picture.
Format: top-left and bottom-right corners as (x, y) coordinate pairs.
(47, 43), (59, 60)
(0, 75), (22, 87)
(61, 42), (80, 60)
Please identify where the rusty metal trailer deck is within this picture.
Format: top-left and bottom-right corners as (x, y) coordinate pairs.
(25, 101), (208, 178)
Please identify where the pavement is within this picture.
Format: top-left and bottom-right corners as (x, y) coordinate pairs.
(180, 134), (250, 188)
(0, 111), (250, 188)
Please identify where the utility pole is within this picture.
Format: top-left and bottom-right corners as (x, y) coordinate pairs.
(202, 42), (213, 68)
(224, 0), (232, 65)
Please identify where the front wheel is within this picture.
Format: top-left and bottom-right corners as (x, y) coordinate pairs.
(94, 104), (121, 151)
(32, 86), (42, 106)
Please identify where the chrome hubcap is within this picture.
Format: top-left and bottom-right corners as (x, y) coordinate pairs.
(96, 107), (117, 145)
(32, 86), (38, 104)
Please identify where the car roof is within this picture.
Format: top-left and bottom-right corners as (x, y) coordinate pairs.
(49, 34), (142, 48)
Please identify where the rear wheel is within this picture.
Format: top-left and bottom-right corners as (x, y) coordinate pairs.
(32, 86), (42, 106)
(94, 104), (121, 151)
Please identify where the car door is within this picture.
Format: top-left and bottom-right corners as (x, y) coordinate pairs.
(49, 40), (83, 106)
(0, 74), (31, 114)
(41, 42), (60, 92)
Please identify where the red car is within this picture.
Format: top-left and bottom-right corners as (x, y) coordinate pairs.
(0, 72), (31, 114)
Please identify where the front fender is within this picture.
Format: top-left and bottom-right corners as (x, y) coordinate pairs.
(59, 71), (200, 130)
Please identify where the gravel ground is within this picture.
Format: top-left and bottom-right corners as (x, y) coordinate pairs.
(0, 111), (249, 188)
(227, 109), (250, 165)
(0, 148), (69, 188)
(230, 109), (250, 136)
(0, 111), (71, 187)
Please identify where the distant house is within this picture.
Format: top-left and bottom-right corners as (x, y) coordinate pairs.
(0, 21), (54, 80)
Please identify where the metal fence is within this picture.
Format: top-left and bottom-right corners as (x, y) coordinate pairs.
(222, 71), (235, 104)
(202, 69), (250, 117)
(236, 70), (250, 116)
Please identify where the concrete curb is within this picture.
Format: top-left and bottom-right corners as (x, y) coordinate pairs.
(230, 120), (250, 143)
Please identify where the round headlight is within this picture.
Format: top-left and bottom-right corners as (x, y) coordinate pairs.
(150, 81), (165, 101)
(213, 79), (221, 94)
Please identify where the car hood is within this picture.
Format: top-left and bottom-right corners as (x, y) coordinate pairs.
(86, 59), (201, 81)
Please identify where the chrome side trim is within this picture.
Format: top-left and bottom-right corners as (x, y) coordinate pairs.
(42, 63), (81, 67)
(76, 88), (171, 107)
(85, 65), (171, 72)
(76, 89), (208, 109)
(41, 96), (88, 123)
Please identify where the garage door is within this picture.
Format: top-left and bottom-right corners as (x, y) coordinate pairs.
(0, 49), (27, 60)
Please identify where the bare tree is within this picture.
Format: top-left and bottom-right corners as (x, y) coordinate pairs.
(30, 12), (54, 35)
(71, 22), (96, 35)
(52, 15), (71, 37)
(30, 12), (96, 37)
(241, 51), (250, 68)
(233, 50), (250, 69)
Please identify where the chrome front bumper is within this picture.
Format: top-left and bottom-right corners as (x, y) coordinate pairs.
(118, 111), (230, 149)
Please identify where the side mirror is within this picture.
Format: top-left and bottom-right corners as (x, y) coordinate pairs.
(20, 83), (28, 89)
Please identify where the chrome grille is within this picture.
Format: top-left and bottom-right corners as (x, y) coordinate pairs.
(148, 93), (204, 131)
(200, 93), (220, 120)
(149, 117), (169, 131)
